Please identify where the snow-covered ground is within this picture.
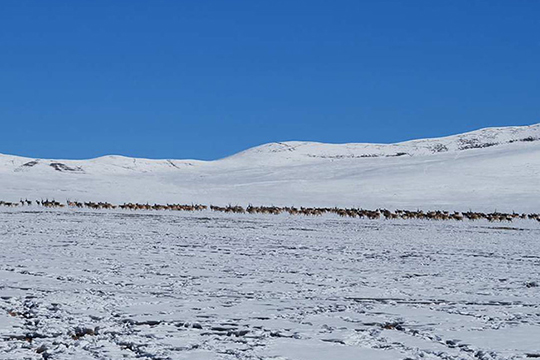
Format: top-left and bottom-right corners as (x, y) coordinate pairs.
(1, 123), (539, 212)
(1, 208), (540, 359)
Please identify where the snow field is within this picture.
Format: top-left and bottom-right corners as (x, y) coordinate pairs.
(1, 208), (539, 359)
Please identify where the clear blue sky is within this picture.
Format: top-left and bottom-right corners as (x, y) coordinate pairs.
(1, 1), (539, 160)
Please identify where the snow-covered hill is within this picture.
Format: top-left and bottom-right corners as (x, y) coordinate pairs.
(1, 124), (539, 211)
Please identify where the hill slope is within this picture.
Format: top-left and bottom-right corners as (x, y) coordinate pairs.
(1, 124), (539, 212)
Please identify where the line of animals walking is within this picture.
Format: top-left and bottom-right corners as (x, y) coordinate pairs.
(1, 199), (539, 223)
(0, 199), (207, 211)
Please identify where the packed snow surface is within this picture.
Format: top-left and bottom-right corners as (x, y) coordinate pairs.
(1, 123), (539, 212)
(1, 208), (540, 359)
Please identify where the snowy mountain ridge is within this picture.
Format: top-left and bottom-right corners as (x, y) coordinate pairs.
(0, 123), (539, 173)
(0, 123), (539, 212)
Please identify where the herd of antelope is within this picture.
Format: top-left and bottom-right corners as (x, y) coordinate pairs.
(0, 199), (539, 223)
(0, 199), (208, 212)
(211, 205), (540, 222)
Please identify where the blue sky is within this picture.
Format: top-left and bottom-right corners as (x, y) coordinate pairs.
(1, 1), (539, 160)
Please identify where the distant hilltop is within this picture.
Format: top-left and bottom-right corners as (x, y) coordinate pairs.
(231, 123), (540, 161)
